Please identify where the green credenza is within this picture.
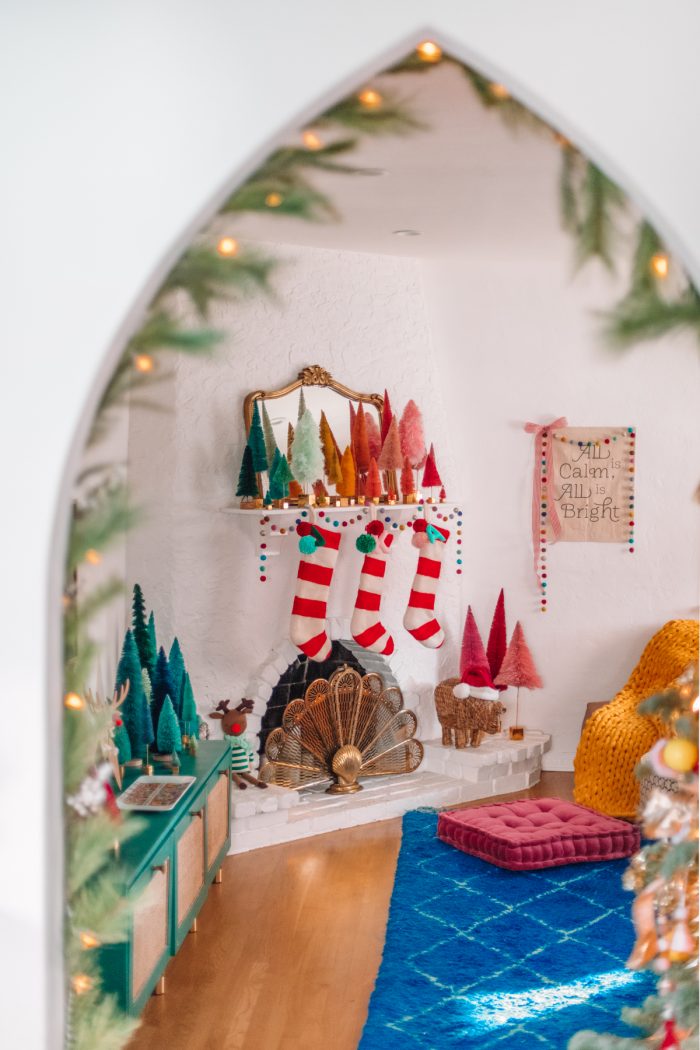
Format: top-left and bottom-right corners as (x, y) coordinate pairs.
(99, 740), (232, 1015)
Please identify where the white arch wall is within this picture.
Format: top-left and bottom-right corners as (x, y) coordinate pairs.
(3, 2), (700, 1046)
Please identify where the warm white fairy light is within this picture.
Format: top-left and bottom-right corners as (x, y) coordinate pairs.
(84, 548), (102, 566)
(133, 353), (154, 373)
(217, 236), (239, 257)
(650, 252), (670, 279)
(64, 692), (84, 711)
(416, 40), (442, 62)
(358, 88), (382, 108)
(489, 82), (510, 100)
(265, 192), (283, 208)
(302, 130), (323, 150)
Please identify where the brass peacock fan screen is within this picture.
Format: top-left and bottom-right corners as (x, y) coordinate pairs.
(260, 667), (423, 794)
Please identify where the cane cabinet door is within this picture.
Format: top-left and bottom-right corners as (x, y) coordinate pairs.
(206, 766), (231, 876)
(173, 803), (206, 950)
(130, 846), (172, 1012)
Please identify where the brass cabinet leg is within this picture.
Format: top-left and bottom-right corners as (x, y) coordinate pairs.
(214, 867), (223, 885)
(153, 977), (166, 996)
(190, 917), (198, 934)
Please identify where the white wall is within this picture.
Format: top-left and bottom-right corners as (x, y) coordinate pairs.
(126, 244), (457, 740)
(4, 3), (700, 1046)
(422, 252), (700, 768)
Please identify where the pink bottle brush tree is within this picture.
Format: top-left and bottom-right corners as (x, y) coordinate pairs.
(495, 621), (543, 736)
(486, 589), (508, 690)
(399, 400), (426, 490)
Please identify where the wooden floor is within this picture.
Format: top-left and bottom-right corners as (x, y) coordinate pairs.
(129, 771), (574, 1050)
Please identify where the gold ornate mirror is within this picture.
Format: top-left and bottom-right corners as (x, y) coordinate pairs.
(243, 364), (382, 436)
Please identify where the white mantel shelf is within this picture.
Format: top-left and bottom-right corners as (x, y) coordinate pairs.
(228, 731), (551, 854)
(221, 501), (464, 518)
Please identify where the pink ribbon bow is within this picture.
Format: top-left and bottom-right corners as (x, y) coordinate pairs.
(524, 417), (568, 577)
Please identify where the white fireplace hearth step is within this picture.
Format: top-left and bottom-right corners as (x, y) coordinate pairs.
(228, 731), (551, 855)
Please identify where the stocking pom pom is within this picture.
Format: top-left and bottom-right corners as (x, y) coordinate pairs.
(299, 535), (318, 555)
(356, 533), (377, 554)
(366, 520), (384, 537)
(412, 531), (430, 549)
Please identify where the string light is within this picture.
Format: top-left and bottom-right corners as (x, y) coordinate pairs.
(265, 192), (283, 208)
(79, 931), (101, 950)
(650, 252), (670, 279)
(84, 548), (102, 566)
(358, 89), (382, 108)
(133, 353), (154, 373)
(416, 40), (442, 63)
(64, 692), (84, 711)
(301, 129), (323, 150)
(489, 83), (510, 100)
(71, 974), (93, 996)
(216, 236), (239, 257)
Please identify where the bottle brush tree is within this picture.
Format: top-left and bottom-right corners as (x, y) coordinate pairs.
(365, 412), (382, 462)
(381, 388), (394, 444)
(459, 607), (492, 686)
(353, 404), (371, 479)
(151, 646), (176, 732)
(291, 408), (324, 491)
(115, 629), (153, 758)
(261, 400), (278, 466)
(248, 401), (269, 474)
(495, 621), (543, 727)
(156, 695), (182, 755)
(399, 400), (427, 486)
(486, 589), (508, 689)
(236, 443), (259, 499)
(147, 611), (157, 673)
(131, 583), (155, 679)
(267, 447), (284, 499)
(113, 718), (132, 765)
(337, 446), (356, 498)
(366, 457), (382, 499)
(181, 672), (199, 736)
(274, 454), (294, 498)
(400, 455), (415, 498)
(297, 387), (307, 421)
(378, 416), (403, 497)
(421, 443), (443, 492)
(287, 421), (295, 460)
(168, 637), (186, 720)
(141, 667), (154, 744)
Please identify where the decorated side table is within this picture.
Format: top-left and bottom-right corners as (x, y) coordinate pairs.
(98, 740), (231, 1015)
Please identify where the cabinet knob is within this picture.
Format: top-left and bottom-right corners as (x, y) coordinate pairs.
(189, 810), (204, 820)
(151, 863), (167, 874)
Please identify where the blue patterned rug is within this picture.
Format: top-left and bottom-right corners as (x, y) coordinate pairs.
(359, 811), (654, 1049)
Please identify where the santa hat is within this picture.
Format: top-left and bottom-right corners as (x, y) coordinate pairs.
(467, 667), (500, 702)
(459, 607), (496, 689)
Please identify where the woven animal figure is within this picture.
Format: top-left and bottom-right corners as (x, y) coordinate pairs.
(209, 699), (267, 790)
(434, 677), (505, 748)
(261, 666), (423, 794)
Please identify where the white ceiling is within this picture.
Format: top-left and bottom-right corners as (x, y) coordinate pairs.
(209, 60), (569, 259)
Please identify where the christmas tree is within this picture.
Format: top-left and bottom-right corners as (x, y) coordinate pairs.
(168, 637), (186, 720)
(274, 454), (294, 498)
(287, 421), (295, 460)
(260, 400), (278, 466)
(381, 388), (393, 444)
(248, 401), (269, 474)
(320, 412), (343, 486)
(181, 672), (199, 736)
(399, 399), (426, 471)
(400, 455), (415, 499)
(365, 412), (382, 462)
(570, 666), (698, 1050)
(291, 408), (324, 490)
(131, 583), (155, 680)
(113, 718), (132, 765)
(349, 400), (357, 447)
(150, 646), (176, 731)
(422, 443), (443, 490)
(486, 589), (508, 690)
(236, 443), (259, 499)
(353, 404), (371, 478)
(459, 607), (492, 685)
(337, 446), (356, 498)
(156, 695), (182, 755)
(495, 621), (543, 727)
(366, 457), (382, 500)
(147, 611), (157, 667)
(297, 387), (307, 421)
(378, 416), (403, 497)
(313, 479), (329, 499)
(140, 668), (154, 745)
(267, 447), (284, 499)
(114, 630), (153, 758)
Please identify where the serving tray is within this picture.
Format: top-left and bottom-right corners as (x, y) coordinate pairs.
(117, 775), (196, 812)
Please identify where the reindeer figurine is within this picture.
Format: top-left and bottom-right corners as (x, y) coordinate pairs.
(209, 699), (268, 790)
(85, 681), (130, 788)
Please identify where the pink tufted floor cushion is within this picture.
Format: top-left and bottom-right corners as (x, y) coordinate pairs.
(437, 797), (640, 871)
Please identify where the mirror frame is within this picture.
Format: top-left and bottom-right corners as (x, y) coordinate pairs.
(243, 364), (383, 434)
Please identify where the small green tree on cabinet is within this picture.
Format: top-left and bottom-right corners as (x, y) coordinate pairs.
(141, 667), (155, 747)
(168, 637), (186, 720)
(156, 695), (182, 755)
(115, 630), (152, 759)
(131, 583), (156, 679)
(113, 719), (132, 764)
(151, 646), (176, 731)
(181, 672), (199, 736)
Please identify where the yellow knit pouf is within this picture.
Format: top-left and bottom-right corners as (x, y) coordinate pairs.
(573, 619), (699, 820)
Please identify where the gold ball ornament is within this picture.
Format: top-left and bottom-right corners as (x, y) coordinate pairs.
(662, 738), (698, 773)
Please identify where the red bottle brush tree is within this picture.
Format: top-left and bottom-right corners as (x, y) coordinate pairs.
(353, 404), (371, 480)
(378, 416), (403, 498)
(366, 457), (382, 500)
(381, 388), (394, 443)
(459, 607), (492, 686)
(421, 443), (443, 492)
(365, 412), (382, 463)
(400, 455), (415, 499)
(495, 621), (543, 727)
(486, 589), (508, 690)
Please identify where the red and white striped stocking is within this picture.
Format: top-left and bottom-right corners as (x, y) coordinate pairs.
(290, 521), (342, 662)
(403, 519), (450, 648)
(351, 521), (395, 656)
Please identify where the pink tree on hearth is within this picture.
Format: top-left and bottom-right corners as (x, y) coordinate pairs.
(459, 606), (492, 686)
(495, 621), (543, 730)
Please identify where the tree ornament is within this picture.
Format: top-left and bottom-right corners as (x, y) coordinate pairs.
(660, 1019), (682, 1050)
(399, 399), (426, 469)
(291, 408), (324, 489)
(261, 400), (278, 465)
(353, 404), (371, 477)
(337, 446), (356, 498)
(156, 695), (182, 755)
(132, 583), (155, 678)
(66, 762), (116, 819)
(365, 412), (382, 462)
(236, 444), (259, 499)
(248, 401), (269, 474)
(366, 457), (382, 499)
(486, 589), (508, 689)
(381, 388), (394, 444)
(662, 738), (698, 773)
(421, 443), (443, 489)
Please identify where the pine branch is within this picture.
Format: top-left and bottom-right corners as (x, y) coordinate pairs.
(602, 286), (700, 348)
(627, 221), (664, 298)
(68, 987), (140, 1050)
(155, 245), (277, 317)
(559, 147), (585, 234)
(574, 162), (627, 271)
(223, 178), (337, 221)
(458, 66), (547, 133)
(67, 485), (140, 578)
(259, 139), (365, 177)
(319, 92), (427, 136)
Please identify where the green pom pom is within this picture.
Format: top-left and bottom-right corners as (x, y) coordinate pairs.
(299, 534), (318, 555)
(356, 533), (377, 554)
